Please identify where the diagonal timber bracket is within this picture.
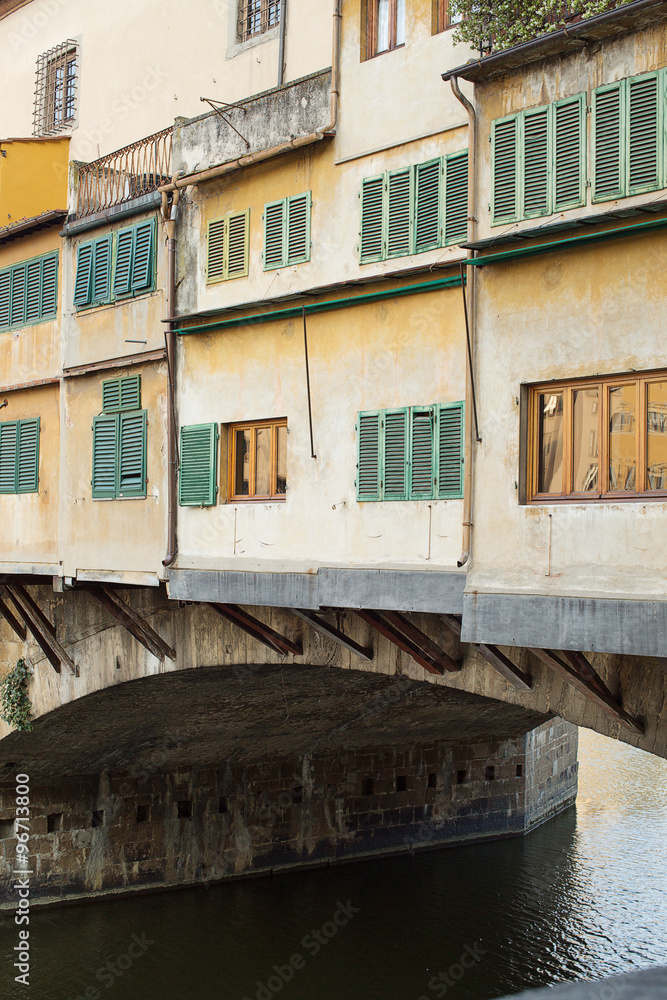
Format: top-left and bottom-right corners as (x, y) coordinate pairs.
(210, 604), (302, 657)
(291, 609), (373, 661)
(90, 585), (176, 662)
(5, 584), (76, 675)
(0, 593), (27, 641)
(355, 610), (459, 675)
(440, 614), (531, 690)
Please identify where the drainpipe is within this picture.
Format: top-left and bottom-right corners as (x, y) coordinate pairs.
(450, 76), (477, 569)
(277, 0), (287, 87)
(162, 183), (180, 569)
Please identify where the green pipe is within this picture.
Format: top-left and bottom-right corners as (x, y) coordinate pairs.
(176, 275), (463, 335)
(468, 215), (667, 267)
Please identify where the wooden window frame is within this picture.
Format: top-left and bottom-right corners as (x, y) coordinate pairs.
(527, 369), (667, 504)
(33, 40), (78, 137)
(366, 0), (405, 59)
(227, 418), (287, 502)
(434, 0), (462, 33)
(237, 0), (281, 44)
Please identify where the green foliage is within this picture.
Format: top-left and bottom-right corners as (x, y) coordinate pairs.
(0, 659), (33, 732)
(452, 2), (631, 53)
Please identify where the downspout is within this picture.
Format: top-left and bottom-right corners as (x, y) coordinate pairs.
(450, 76), (477, 569)
(162, 184), (180, 569)
(277, 0), (287, 87)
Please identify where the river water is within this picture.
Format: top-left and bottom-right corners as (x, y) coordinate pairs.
(1, 729), (666, 1000)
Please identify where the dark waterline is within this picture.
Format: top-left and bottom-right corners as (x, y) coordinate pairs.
(1, 730), (666, 1000)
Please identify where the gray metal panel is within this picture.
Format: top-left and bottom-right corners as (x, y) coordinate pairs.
(318, 569), (466, 613)
(462, 592), (667, 657)
(168, 570), (320, 609)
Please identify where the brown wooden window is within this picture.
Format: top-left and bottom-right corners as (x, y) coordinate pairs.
(367, 0), (405, 58)
(237, 0), (281, 43)
(228, 418), (287, 501)
(33, 40), (78, 137)
(528, 371), (667, 502)
(434, 0), (462, 32)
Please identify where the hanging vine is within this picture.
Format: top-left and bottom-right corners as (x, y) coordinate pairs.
(0, 659), (33, 732)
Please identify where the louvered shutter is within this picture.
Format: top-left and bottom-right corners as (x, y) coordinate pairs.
(286, 192), (311, 264)
(131, 221), (154, 291)
(627, 73), (660, 193)
(227, 211), (249, 279)
(0, 271), (10, 328)
(415, 159), (441, 254)
(383, 409), (408, 500)
(118, 410), (146, 497)
(179, 423), (218, 506)
(92, 415), (118, 499)
(445, 151), (468, 245)
(0, 422), (17, 493)
(120, 375), (141, 411)
(410, 408), (435, 499)
(92, 236), (111, 303)
(523, 107), (550, 217)
(387, 168), (412, 257)
(102, 378), (121, 412)
(357, 411), (381, 501)
(493, 116), (518, 223)
(207, 217), (226, 283)
(593, 83), (624, 201)
(17, 418), (39, 493)
(40, 254), (58, 318)
(437, 403), (464, 498)
(264, 199), (285, 270)
(554, 96), (585, 210)
(10, 266), (25, 326)
(360, 175), (385, 263)
(74, 242), (93, 307)
(25, 260), (42, 322)
(113, 228), (134, 296)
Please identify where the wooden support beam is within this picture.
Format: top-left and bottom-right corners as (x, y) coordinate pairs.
(381, 610), (462, 673)
(90, 586), (176, 662)
(291, 609), (374, 661)
(0, 594), (27, 641)
(5, 584), (76, 675)
(211, 604), (302, 657)
(473, 643), (532, 691)
(355, 610), (444, 675)
(529, 647), (643, 734)
(12, 583), (56, 637)
(440, 613), (463, 641)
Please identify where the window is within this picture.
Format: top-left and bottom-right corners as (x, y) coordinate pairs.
(179, 424), (219, 506)
(360, 152), (468, 263)
(33, 40), (78, 136)
(237, 0), (281, 43)
(0, 253), (58, 331)
(367, 0), (405, 57)
(435, 0), (462, 32)
(263, 193), (311, 270)
(207, 211), (249, 283)
(0, 418), (40, 494)
(74, 220), (155, 310)
(356, 402), (464, 501)
(528, 371), (667, 501)
(228, 418), (287, 501)
(92, 375), (147, 500)
(593, 72), (662, 202)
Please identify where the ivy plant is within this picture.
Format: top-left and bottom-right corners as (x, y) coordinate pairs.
(0, 659), (33, 732)
(452, 1), (631, 54)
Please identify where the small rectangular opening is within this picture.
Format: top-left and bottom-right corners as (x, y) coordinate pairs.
(136, 804), (149, 824)
(396, 774), (408, 793)
(0, 818), (15, 839)
(291, 785), (303, 804)
(485, 766), (496, 782)
(91, 810), (105, 828)
(47, 813), (63, 833)
(456, 769), (467, 785)
(516, 764), (524, 778)
(361, 778), (374, 796)
(177, 800), (192, 819)
(218, 796), (228, 815)
(427, 772), (437, 789)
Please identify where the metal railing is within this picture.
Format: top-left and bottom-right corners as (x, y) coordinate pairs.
(76, 126), (173, 218)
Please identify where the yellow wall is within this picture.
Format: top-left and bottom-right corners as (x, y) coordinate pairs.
(0, 138), (69, 224)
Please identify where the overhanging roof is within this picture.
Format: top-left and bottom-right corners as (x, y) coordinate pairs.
(0, 210), (67, 245)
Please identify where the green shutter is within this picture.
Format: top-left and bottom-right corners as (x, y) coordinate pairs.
(360, 175), (385, 263)
(444, 151), (468, 245)
(74, 242), (93, 307)
(118, 410), (147, 497)
(120, 375), (141, 411)
(0, 270), (10, 328)
(179, 423), (218, 506)
(25, 260), (41, 322)
(92, 236), (111, 304)
(207, 217), (226, 283)
(131, 221), (154, 291)
(437, 403), (464, 499)
(593, 82), (624, 202)
(627, 73), (661, 194)
(554, 96), (585, 210)
(10, 266), (25, 326)
(102, 378), (121, 413)
(227, 210), (249, 279)
(17, 418), (39, 493)
(286, 192), (311, 264)
(40, 254), (58, 318)
(383, 408), (408, 500)
(357, 410), (381, 501)
(0, 421), (18, 493)
(414, 159), (442, 254)
(92, 414), (118, 499)
(113, 228), (134, 296)
(493, 116), (518, 224)
(410, 407), (435, 499)
(264, 199), (285, 270)
(523, 106), (550, 217)
(386, 168), (412, 258)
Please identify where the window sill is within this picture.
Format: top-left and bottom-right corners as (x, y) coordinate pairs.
(527, 493), (667, 504)
(228, 497), (287, 504)
(364, 43), (405, 61)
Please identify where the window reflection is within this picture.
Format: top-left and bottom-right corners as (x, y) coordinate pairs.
(276, 424), (287, 495)
(538, 392), (563, 493)
(609, 385), (636, 490)
(573, 387), (599, 492)
(234, 429), (250, 496)
(647, 381), (667, 490)
(255, 427), (271, 495)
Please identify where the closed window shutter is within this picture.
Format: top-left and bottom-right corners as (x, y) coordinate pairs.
(40, 254), (58, 317)
(113, 228), (134, 296)
(92, 414), (118, 499)
(227, 211), (249, 279)
(0, 271), (10, 327)
(357, 411), (381, 501)
(414, 159), (441, 254)
(118, 411), (146, 496)
(102, 378), (121, 412)
(410, 408), (434, 498)
(119, 375), (141, 411)
(554, 97), (585, 210)
(493, 117), (518, 223)
(437, 403), (464, 498)
(74, 243), (93, 306)
(131, 221), (154, 291)
(627, 74), (660, 193)
(523, 107), (550, 216)
(360, 175), (385, 263)
(0, 422), (17, 493)
(207, 217), (226, 283)
(445, 151), (468, 245)
(593, 83), (624, 201)
(17, 418), (39, 493)
(264, 200), (285, 269)
(287, 192), (311, 264)
(92, 236), (111, 303)
(25, 260), (42, 322)
(11, 266), (25, 326)
(384, 409), (408, 500)
(179, 423), (218, 506)
(387, 168), (412, 257)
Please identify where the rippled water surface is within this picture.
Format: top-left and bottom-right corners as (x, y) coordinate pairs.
(1, 730), (666, 1000)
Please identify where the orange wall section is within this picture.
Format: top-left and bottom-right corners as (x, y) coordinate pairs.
(0, 137), (69, 225)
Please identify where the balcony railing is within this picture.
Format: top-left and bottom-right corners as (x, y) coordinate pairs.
(76, 126), (173, 218)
